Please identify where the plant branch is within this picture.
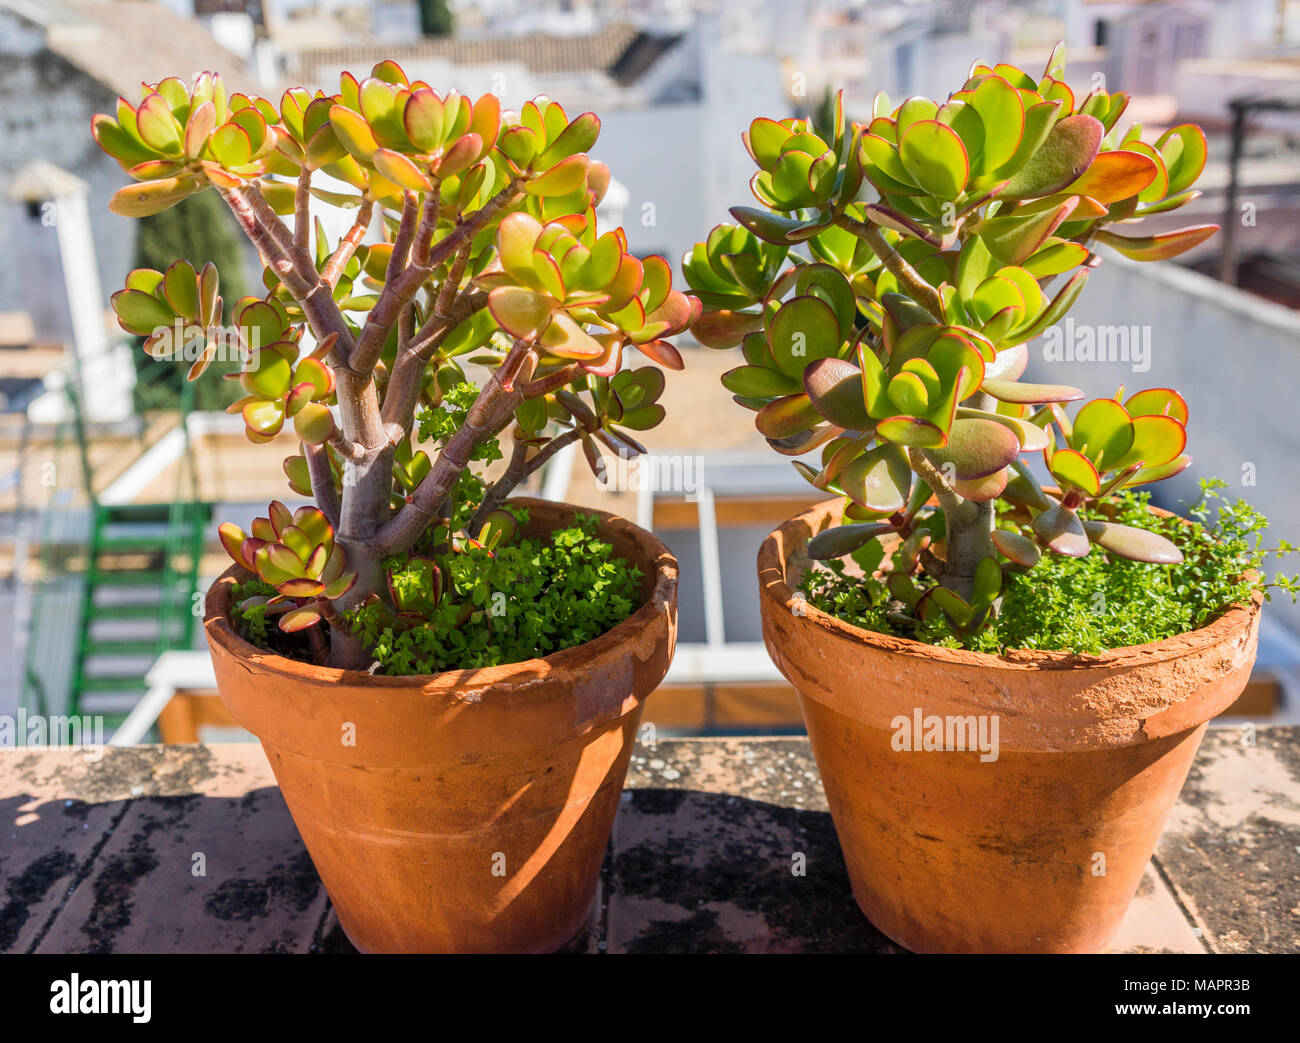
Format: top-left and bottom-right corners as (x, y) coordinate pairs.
(468, 425), (583, 532)
(520, 362), (582, 398)
(399, 303), (415, 355)
(242, 181), (297, 258)
(380, 288), (491, 433)
(386, 192), (421, 283)
(350, 179), (526, 376)
(220, 184), (356, 364)
(410, 180), (443, 268)
(834, 213), (947, 320)
(303, 442), (339, 527)
(944, 498), (995, 598)
(432, 242), (472, 320)
(405, 288), (489, 360)
(349, 196), (425, 375)
(322, 200), (374, 286)
(375, 339), (535, 555)
(220, 180), (395, 577)
(293, 168), (312, 258)
(907, 447), (992, 598)
(327, 430), (367, 462)
(907, 447), (969, 521)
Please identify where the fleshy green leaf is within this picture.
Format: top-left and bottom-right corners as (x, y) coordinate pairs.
(1000, 114), (1103, 200)
(898, 120), (969, 200)
(1082, 520), (1183, 564)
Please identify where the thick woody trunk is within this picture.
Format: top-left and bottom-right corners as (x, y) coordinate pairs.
(328, 447), (397, 669)
(942, 499), (995, 601)
(936, 390), (996, 601)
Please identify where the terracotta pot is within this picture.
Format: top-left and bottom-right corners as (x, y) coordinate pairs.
(205, 498), (677, 953)
(758, 498), (1261, 954)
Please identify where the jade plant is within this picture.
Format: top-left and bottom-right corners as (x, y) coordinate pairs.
(687, 45), (1227, 638)
(93, 64), (696, 668)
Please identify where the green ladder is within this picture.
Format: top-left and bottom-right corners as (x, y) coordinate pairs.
(67, 498), (210, 715)
(23, 363), (211, 724)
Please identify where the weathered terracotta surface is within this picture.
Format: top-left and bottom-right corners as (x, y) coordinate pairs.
(758, 498), (1262, 954)
(205, 498), (678, 954)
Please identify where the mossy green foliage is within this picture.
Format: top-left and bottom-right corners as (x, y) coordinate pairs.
(233, 510), (642, 675)
(357, 510), (641, 674)
(231, 579), (274, 646)
(802, 480), (1299, 654)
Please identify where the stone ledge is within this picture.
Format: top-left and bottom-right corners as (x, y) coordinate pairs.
(1, 727), (1296, 953)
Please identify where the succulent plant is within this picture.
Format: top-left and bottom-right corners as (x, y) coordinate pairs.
(687, 45), (1213, 633)
(95, 64), (696, 666)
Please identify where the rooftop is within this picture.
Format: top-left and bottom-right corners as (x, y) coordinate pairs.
(286, 22), (683, 88)
(1, 0), (260, 98)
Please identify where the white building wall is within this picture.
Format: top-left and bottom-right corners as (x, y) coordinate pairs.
(596, 103), (706, 263)
(596, 18), (790, 272)
(699, 40), (792, 239)
(0, 10), (133, 317)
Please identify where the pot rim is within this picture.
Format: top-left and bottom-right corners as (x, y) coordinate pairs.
(205, 496), (678, 689)
(759, 496), (1263, 672)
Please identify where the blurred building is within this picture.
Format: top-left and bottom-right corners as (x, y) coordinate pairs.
(0, 0), (260, 319)
(0, 0), (1297, 731)
(280, 11), (795, 269)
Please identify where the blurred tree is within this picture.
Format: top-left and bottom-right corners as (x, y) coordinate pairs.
(812, 87), (838, 144)
(418, 0), (454, 37)
(130, 189), (246, 412)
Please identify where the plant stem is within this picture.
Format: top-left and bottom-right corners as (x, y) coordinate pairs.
(327, 430), (366, 462)
(390, 192), (421, 273)
(907, 444), (992, 598)
(375, 341), (534, 556)
(221, 180), (388, 467)
(323, 542), (383, 669)
(907, 447), (966, 520)
(908, 393), (999, 600)
(219, 182), (393, 611)
(942, 499), (995, 600)
(405, 288), (489, 360)
(350, 179), (523, 375)
(306, 621), (328, 664)
(433, 242), (472, 321)
(520, 362), (582, 398)
(322, 200), (374, 286)
(293, 168), (312, 259)
(410, 181), (443, 268)
(833, 213), (946, 320)
(468, 426), (582, 533)
(303, 442), (339, 527)
(381, 289), (490, 432)
(217, 171), (528, 664)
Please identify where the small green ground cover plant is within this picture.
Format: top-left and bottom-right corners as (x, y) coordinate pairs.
(235, 506), (641, 673)
(801, 480), (1298, 653)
